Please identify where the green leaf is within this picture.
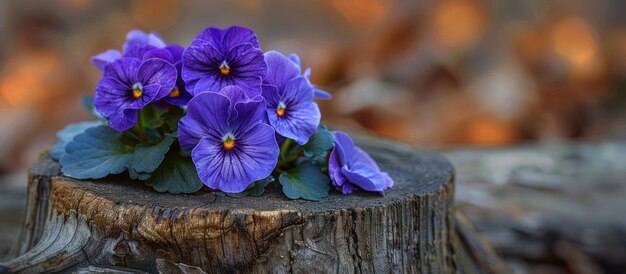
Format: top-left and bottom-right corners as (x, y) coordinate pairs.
(81, 95), (106, 120)
(81, 95), (96, 115)
(50, 121), (103, 160)
(303, 125), (334, 161)
(140, 105), (162, 129)
(60, 126), (133, 179)
(129, 134), (175, 174)
(161, 107), (185, 132)
(226, 176), (274, 198)
(279, 161), (330, 201)
(145, 151), (203, 194)
(129, 170), (152, 180)
(245, 176), (274, 197)
(60, 126), (174, 181)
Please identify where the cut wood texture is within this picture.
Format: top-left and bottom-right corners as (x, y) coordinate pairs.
(0, 136), (504, 273)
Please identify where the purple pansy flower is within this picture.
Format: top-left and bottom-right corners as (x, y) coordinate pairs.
(144, 45), (193, 106)
(93, 57), (177, 131)
(262, 51), (321, 145)
(328, 131), (394, 194)
(288, 53), (332, 99)
(92, 29), (167, 71)
(91, 30), (192, 106)
(182, 26), (267, 97)
(178, 86), (279, 193)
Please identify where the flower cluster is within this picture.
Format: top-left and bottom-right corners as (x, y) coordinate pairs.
(54, 26), (393, 199)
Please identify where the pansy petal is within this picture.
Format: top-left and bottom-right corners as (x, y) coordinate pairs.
(264, 51), (301, 91)
(162, 61), (190, 106)
(91, 49), (122, 71)
(261, 84), (280, 107)
(181, 39), (224, 94)
(283, 76), (315, 109)
(269, 101), (320, 145)
(222, 26), (261, 49)
(142, 48), (175, 63)
(178, 92), (230, 151)
(314, 88), (333, 99)
(332, 131), (355, 163)
(123, 44), (157, 59)
(192, 123), (278, 193)
(103, 58), (141, 84)
(189, 138), (224, 190)
(146, 32), (166, 48)
(94, 77), (138, 132)
(163, 88), (192, 106)
(183, 40), (223, 70)
(126, 84), (161, 109)
(218, 85), (248, 105)
(196, 27), (226, 48)
(288, 53), (301, 65)
(217, 85), (248, 121)
(227, 43), (266, 75)
(341, 165), (389, 192)
(327, 131), (394, 193)
(231, 96), (266, 135)
(227, 43), (266, 89)
(165, 45), (184, 62)
(230, 76), (263, 97)
(382, 172), (394, 190)
(94, 77), (132, 117)
(178, 117), (221, 152)
(229, 122), (279, 180)
(342, 140), (392, 192)
(107, 109), (139, 132)
(328, 147), (348, 188)
(342, 183), (354, 194)
(197, 26), (260, 51)
(193, 75), (234, 94)
(124, 30), (148, 51)
(124, 30), (165, 51)
(137, 58), (177, 99)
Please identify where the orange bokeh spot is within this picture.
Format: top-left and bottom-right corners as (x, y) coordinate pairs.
(432, 0), (486, 49)
(551, 16), (599, 70)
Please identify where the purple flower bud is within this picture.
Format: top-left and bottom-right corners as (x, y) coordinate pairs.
(328, 131), (394, 194)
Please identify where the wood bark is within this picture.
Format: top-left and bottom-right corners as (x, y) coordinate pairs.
(0, 136), (504, 273)
(446, 141), (626, 273)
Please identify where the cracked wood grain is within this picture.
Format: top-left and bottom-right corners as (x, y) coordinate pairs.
(0, 135), (502, 273)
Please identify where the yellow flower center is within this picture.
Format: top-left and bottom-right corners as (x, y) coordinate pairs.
(223, 136), (235, 150)
(169, 87), (180, 97)
(219, 61), (230, 75)
(132, 84), (143, 99)
(276, 102), (286, 117)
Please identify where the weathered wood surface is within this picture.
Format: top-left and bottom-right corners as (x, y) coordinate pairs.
(0, 136), (503, 273)
(446, 141), (626, 274)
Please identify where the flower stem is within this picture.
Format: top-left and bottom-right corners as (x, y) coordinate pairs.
(136, 110), (147, 141)
(280, 138), (293, 158)
(277, 138), (304, 169)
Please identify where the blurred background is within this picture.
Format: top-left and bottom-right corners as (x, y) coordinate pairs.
(0, 0), (625, 273)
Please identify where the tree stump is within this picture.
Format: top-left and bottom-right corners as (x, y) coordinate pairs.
(0, 135), (504, 273)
